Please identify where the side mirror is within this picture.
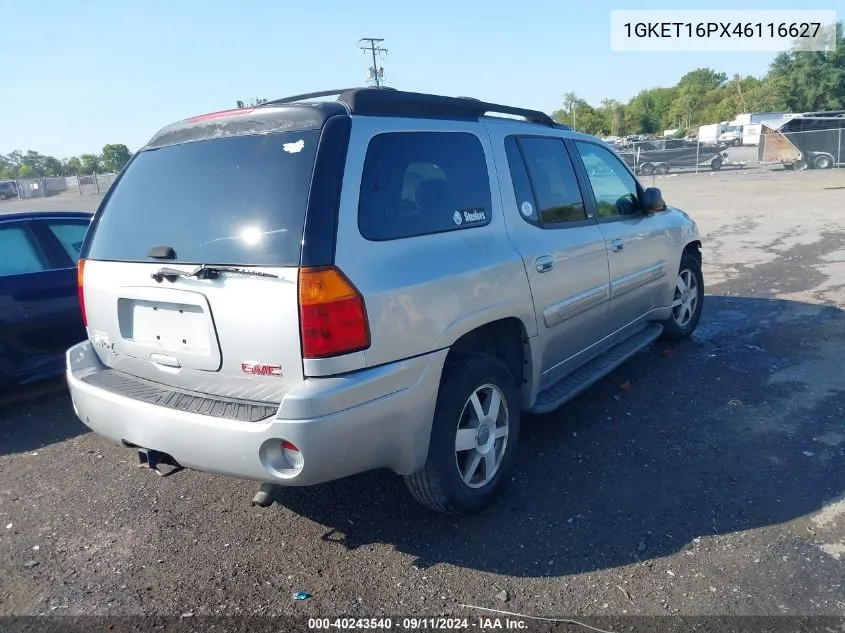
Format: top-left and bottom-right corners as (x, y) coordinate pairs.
(642, 187), (667, 212)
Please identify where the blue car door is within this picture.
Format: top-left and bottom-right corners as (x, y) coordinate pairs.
(0, 218), (89, 387)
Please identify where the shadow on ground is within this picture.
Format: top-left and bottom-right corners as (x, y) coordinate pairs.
(0, 377), (88, 456)
(1, 295), (842, 581)
(270, 294), (845, 577)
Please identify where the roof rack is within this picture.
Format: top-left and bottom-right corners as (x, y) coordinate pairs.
(259, 87), (566, 128)
(260, 88), (377, 106)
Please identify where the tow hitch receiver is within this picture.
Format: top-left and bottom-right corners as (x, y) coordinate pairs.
(137, 448), (183, 477)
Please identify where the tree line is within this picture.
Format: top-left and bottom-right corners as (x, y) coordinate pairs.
(553, 22), (844, 137)
(3, 24), (842, 181)
(0, 144), (133, 181)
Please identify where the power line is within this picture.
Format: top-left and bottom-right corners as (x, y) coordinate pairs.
(359, 37), (388, 87)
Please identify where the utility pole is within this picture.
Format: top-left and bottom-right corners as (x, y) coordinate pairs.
(359, 37), (387, 87)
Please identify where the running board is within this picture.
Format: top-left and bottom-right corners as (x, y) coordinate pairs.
(529, 323), (663, 415)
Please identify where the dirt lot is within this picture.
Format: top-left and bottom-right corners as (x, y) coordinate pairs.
(0, 190), (103, 216)
(1, 169), (844, 626)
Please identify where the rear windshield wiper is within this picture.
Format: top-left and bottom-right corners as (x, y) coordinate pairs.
(152, 264), (278, 283)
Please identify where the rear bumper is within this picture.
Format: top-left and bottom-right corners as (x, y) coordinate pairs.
(66, 341), (447, 486)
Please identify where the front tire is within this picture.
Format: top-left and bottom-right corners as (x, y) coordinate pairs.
(660, 253), (704, 341)
(710, 157), (722, 171)
(404, 354), (520, 515)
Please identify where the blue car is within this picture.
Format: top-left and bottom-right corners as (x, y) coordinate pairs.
(0, 211), (93, 389)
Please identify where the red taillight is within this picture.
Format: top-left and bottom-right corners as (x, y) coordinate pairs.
(77, 258), (87, 327)
(298, 266), (370, 359)
(187, 107), (255, 123)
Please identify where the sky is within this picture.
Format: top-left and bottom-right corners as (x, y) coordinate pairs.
(1, 0), (839, 158)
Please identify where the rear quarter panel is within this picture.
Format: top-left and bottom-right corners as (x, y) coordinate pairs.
(330, 116), (538, 370)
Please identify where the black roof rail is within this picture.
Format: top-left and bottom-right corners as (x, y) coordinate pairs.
(260, 87), (564, 128)
(260, 88), (363, 107)
(338, 88), (559, 126)
(260, 86), (398, 107)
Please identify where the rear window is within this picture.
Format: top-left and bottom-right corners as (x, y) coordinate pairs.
(358, 131), (492, 241)
(85, 130), (321, 266)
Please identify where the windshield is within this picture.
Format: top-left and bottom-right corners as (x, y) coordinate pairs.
(85, 130), (321, 267)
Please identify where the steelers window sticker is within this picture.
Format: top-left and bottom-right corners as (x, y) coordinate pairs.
(453, 207), (488, 228)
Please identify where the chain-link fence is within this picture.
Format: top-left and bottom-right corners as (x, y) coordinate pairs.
(2, 127), (843, 204)
(609, 126), (844, 178)
(73, 173), (117, 196)
(0, 173), (118, 200)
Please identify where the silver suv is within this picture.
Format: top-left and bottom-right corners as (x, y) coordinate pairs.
(67, 88), (704, 515)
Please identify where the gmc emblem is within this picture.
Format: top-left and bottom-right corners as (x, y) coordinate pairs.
(241, 362), (283, 377)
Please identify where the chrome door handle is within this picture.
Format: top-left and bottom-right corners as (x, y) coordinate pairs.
(610, 239), (624, 253)
(535, 255), (554, 273)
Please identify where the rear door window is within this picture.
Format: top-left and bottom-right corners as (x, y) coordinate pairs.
(44, 220), (90, 264)
(0, 224), (49, 277)
(505, 136), (588, 226)
(85, 130), (321, 266)
(358, 131), (492, 241)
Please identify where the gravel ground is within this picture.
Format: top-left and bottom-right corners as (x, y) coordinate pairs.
(1, 169), (844, 625)
(0, 190), (102, 215)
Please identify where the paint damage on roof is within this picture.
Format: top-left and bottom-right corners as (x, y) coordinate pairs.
(141, 102), (347, 151)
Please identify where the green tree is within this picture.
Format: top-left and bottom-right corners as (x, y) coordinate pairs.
(0, 155), (16, 179)
(20, 150), (47, 177)
(79, 154), (102, 175)
(101, 144), (132, 173)
(765, 21), (845, 112)
(677, 68), (728, 93)
(64, 157), (83, 175)
(601, 99), (626, 136)
(553, 92), (589, 129)
(627, 89), (665, 133)
(744, 76), (791, 112)
(6, 151), (23, 172)
(43, 156), (64, 177)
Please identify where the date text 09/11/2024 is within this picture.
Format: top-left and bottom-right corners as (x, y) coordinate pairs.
(623, 22), (822, 39)
(307, 617), (529, 630)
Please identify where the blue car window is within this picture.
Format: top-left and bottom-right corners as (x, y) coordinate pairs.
(0, 226), (49, 276)
(46, 220), (89, 264)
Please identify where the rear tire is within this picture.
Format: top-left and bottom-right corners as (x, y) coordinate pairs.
(813, 155), (833, 169)
(404, 354), (520, 515)
(710, 157), (722, 171)
(660, 253), (704, 342)
(640, 163), (655, 176)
